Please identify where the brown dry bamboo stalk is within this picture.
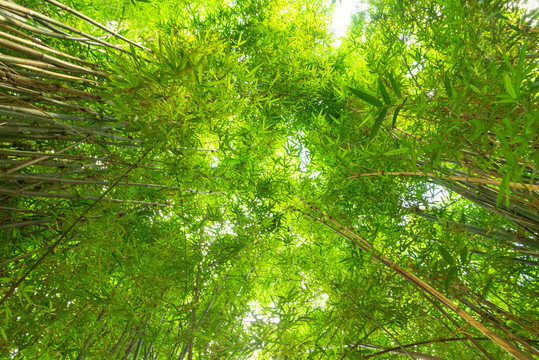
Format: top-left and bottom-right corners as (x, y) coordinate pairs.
(470, 295), (539, 339)
(0, 36), (106, 76)
(301, 200), (535, 360)
(348, 171), (539, 191)
(458, 298), (539, 357)
(0, 69), (99, 100)
(0, 0), (131, 54)
(42, 0), (151, 53)
(421, 295), (496, 359)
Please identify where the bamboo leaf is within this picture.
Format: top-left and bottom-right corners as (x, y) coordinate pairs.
(438, 245), (454, 266)
(503, 73), (517, 99)
(368, 107), (388, 140)
(391, 98), (407, 128)
(388, 72), (402, 98)
(482, 278), (494, 298)
(445, 266), (458, 292)
(460, 246), (468, 265)
(348, 87), (384, 107)
(384, 147), (409, 156)
(378, 79), (391, 105)
(444, 73), (453, 98)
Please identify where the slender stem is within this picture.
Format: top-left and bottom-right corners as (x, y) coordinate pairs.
(348, 171), (539, 191)
(42, 0), (151, 52)
(298, 199), (535, 360)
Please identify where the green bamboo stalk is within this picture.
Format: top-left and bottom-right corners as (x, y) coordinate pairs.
(0, 95), (118, 120)
(420, 295), (494, 359)
(12, 66), (101, 84)
(0, 148), (104, 161)
(0, 134), (138, 147)
(0, 138), (89, 177)
(0, 11), (90, 41)
(0, 1), (132, 54)
(0, 29), (97, 67)
(0, 218), (52, 229)
(300, 201), (535, 360)
(0, 54), (104, 76)
(458, 298), (539, 357)
(0, 23), (53, 48)
(42, 0), (151, 52)
(0, 36), (106, 76)
(0, 174), (221, 195)
(0, 82), (65, 100)
(469, 293), (539, 339)
(416, 212), (538, 249)
(0, 108), (132, 141)
(0, 188), (173, 207)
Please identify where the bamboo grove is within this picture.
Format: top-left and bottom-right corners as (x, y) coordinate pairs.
(0, 0), (537, 359)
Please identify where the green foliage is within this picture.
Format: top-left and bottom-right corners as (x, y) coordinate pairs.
(1, 0), (538, 359)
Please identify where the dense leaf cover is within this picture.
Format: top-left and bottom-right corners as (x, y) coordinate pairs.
(0, 0), (538, 359)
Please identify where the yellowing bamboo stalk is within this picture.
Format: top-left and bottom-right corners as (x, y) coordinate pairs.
(302, 200), (536, 360)
(348, 171), (539, 191)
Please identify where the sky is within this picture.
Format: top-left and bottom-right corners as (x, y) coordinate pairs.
(330, 0), (366, 45)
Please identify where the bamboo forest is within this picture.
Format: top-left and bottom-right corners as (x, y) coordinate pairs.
(0, 0), (538, 358)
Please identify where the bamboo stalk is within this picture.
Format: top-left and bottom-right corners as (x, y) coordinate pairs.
(0, 174), (223, 195)
(0, 69), (100, 100)
(458, 298), (539, 357)
(299, 200), (535, 360)
(0, 0), (132, 55)
(0, 11), (90, 41)
(0, 82), (65, 100)
(0, 188), (173, 207)
(0, 104), (107, 123)
(0, 95), (117, 119)
(0, 138), (89, 177)
(0, 54), (104, 77)
(421, 295), (496, 359)
(13, 65), (101, 84)
(0, 29), (97, 67)
(348, 171), (539, 191)
(469, 293), (539, 339)
(0, 23), (53, 48)
(0, 108), (132, 141)
(42, 0), (151, 53)
(0, 36), (106, 76)
(0, 218), (52, 229)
